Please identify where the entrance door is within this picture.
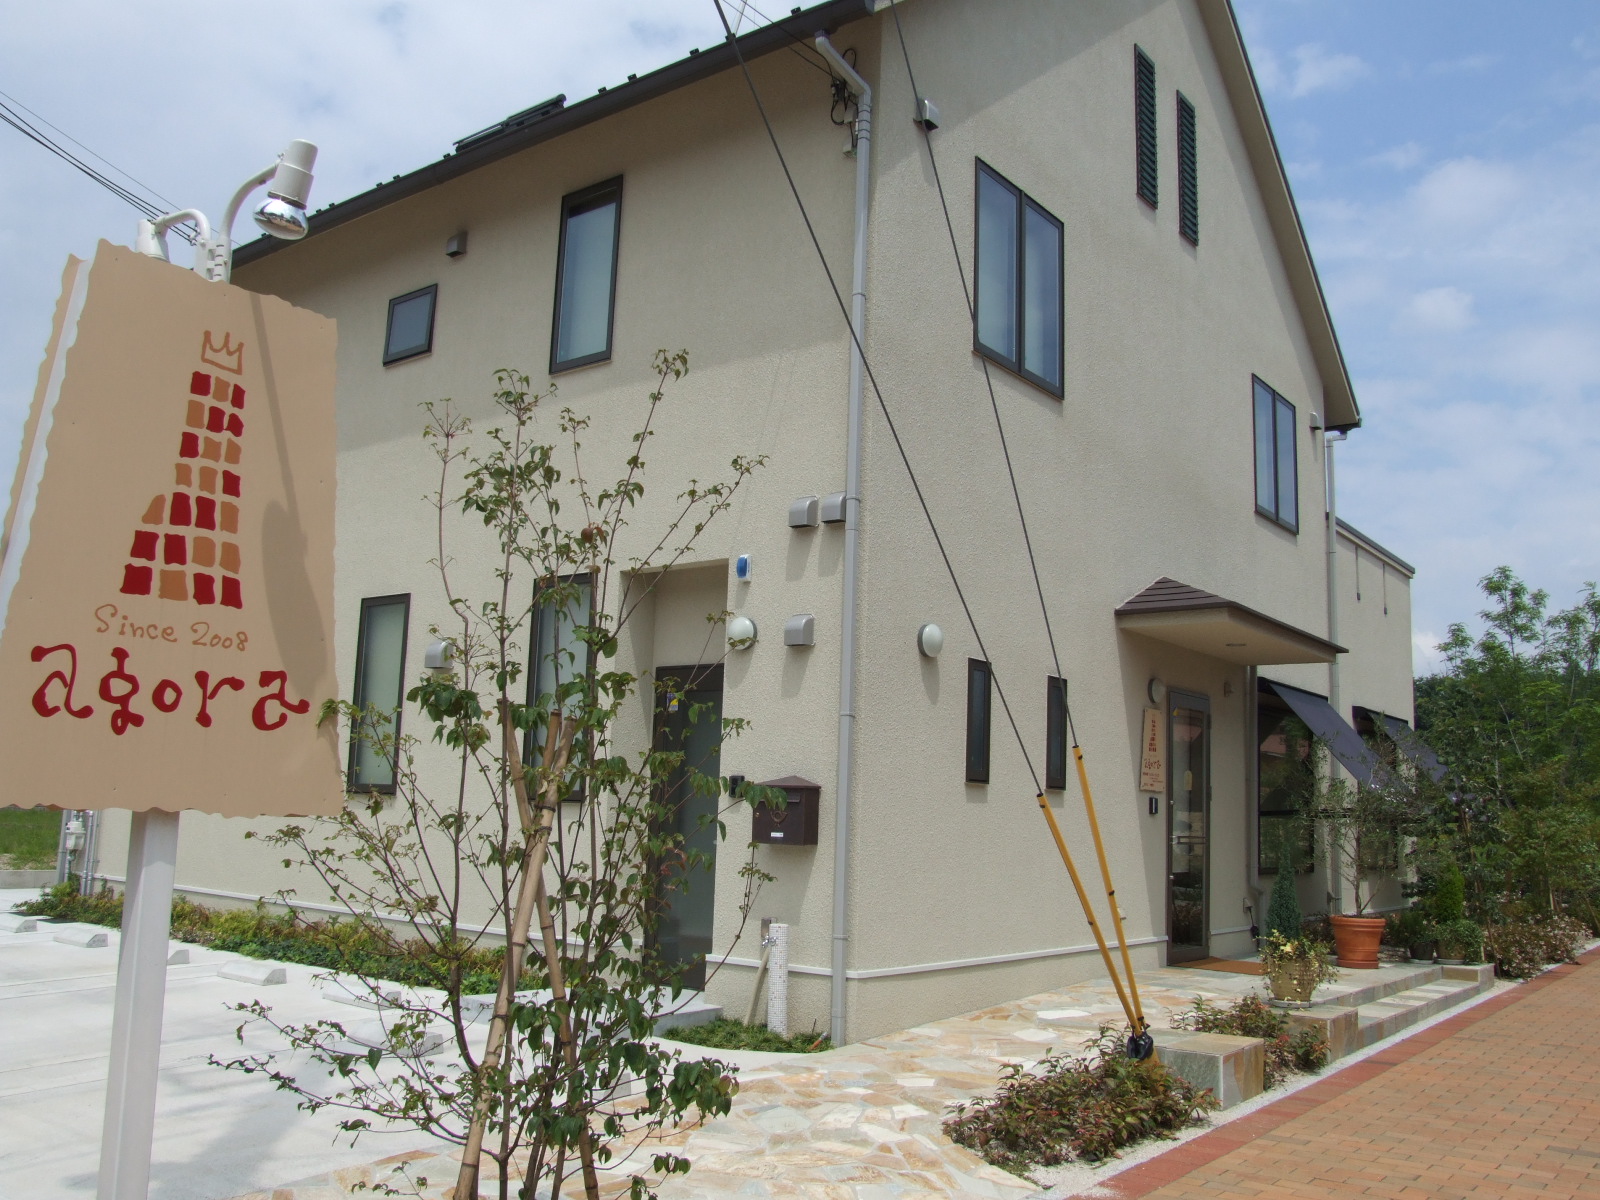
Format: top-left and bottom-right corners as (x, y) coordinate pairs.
(650, 665), (722, 990)
(1167, 692), (1211, 964)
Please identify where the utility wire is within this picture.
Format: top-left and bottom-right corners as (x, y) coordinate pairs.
(883, 0), (1077, 731)
(710, 0), (1045, 795)
(0, 91), (196, 244)
(727, 0), (838, 78)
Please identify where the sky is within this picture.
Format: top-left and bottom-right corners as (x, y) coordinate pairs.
(1, 1), (1596, 675)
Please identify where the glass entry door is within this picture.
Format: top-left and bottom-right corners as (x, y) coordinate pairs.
(1167, 693), (1211, 964)
(650, 665), (722, 990)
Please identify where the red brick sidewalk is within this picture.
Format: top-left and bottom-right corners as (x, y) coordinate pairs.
(1076, 949), (1600, 1200)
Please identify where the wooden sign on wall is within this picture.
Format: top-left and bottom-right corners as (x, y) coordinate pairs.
(1138, 706), (1166, 794)
(0, 242), (342, 818)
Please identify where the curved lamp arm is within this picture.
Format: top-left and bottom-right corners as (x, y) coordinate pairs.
(133, 209), (213, 267)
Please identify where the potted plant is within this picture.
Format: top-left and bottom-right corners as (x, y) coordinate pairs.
(1435, 918), (1483, 965)
(1261, 932), (1338, 1005)
(1392, 907), (1436, 963)
(1307, 769), (1419, 969)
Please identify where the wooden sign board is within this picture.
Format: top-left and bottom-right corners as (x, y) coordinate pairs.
(1138, 706), (1166, 794)
(0, 242), (342, 817)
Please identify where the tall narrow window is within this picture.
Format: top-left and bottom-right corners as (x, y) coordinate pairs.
(1045, 675), (1069, 791)
(966, 659), (992, 783)
(550, 178), (622, 372)
(1177, 93), (1198, 244)
(349, 594), (410, 793)
(384, 285), (437, 365)
(1135, 47), (1158, 208)
(1252, 377), (1299, 532)
(974, 160), (1064, 395)
(527, 574), (594, 770)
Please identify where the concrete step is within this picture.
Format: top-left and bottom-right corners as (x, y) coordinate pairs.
(1354, 966), (1494, 1050)
(1151, 1029), (1264, 1109)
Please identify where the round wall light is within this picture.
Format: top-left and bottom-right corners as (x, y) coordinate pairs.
(727, 614), (758, 647)
(1147, 677), (1166, 705)
(917, 623), (944, 658)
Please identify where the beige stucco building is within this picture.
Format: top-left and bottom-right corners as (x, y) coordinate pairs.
(90, 0), (1420, 1043)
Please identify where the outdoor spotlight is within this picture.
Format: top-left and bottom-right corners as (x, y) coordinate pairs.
(252, 140), (318, 240)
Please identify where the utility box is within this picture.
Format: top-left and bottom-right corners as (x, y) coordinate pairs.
(751, 775), (821, 846)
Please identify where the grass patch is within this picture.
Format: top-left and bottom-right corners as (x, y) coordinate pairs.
(944, 1026), (1216, 1174)
(13, 882), (527, 993)
(0, 807), (60, 869)
(663, 1017), (830, 1054)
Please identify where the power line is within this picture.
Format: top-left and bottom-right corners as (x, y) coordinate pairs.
(0, 91), (195, 244)
(710, 0), (1045, 795)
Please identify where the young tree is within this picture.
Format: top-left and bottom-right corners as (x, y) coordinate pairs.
(216, 355), (776, 1199)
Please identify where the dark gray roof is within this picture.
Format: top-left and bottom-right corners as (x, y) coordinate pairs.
(233, 0), (871, 268)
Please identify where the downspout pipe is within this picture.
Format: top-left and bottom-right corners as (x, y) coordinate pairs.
(1324, 430), (1348, 913)
(814, 31), (871, 1049)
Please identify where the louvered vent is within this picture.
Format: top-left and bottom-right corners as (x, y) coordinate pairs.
(1178, 92), (1198, 244)
(1135, 47), (1158, 207)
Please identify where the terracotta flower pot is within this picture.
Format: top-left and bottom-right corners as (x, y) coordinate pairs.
(1330, 914), (1386, 969)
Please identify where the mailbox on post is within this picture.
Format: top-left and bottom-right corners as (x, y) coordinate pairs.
(751, 775), (821, 846)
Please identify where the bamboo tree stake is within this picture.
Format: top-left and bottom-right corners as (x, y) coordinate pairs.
(456, 712), (576, 1200)
(1073, 744), (1148, 1033)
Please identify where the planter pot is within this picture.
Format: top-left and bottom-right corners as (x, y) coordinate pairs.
(1438, 957), (1465, 966)
(1266, 959), (1322, 1003)
(1408, 941), (1436, 964)
(1330, 914), (1386, 969)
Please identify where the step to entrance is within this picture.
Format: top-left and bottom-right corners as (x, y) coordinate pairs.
(1286, 964), (1494, 1059)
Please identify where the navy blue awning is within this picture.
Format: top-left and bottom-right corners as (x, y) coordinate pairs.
(1378, 714), (1449, 784)
(1261, 678), (1380, 786)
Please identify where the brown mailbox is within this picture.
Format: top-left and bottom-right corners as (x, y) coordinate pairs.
(751, 775), (821, 846)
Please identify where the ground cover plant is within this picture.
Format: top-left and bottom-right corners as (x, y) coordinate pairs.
(942, 1026), (1216, 1176)
(1175, 995), (1329, 1089)
(1483, 914), (1588, 979)
(663, 1017), (829, 1055)
(0, 806), (59, 869)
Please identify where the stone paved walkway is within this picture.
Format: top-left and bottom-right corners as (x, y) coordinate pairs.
(1072, 947), (1600, 1200)
(226, 962), (1299, 1199)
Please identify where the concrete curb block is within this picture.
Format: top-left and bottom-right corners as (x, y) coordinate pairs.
(0, 914), (39, 933)
(53, 926), (109, 948)
(219, 960), (288, 986)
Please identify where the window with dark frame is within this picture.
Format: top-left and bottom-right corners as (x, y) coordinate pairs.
(1177, 92), (1198, 244)
(550, 178), (623, 373)
(525, 574), (595, 799)
(348, 594), (411, 793)
(1135, 47), (1158, 208)
(1257, 688), (1314, 874)
(1045, 675), (1069, 790)
(974, 160), (1064, 395)
(966, 659), (992, 783)
(1253, 377), (1299, 532)
(383, 285), (437, 365)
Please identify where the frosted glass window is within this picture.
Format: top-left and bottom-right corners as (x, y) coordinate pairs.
(551, 181), (621, 371)
(349, 595), (409, 792)
(1253, 377), (1299, 533)
(384, 286), (436, 365)
(974, 160), (1064, 396)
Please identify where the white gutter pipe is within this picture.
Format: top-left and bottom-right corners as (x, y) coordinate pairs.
(1324, 430), (1348, 913)
(813, 31), (871, 1049)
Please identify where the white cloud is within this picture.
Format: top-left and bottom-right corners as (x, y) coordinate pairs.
(1428, 53), (1498, 75)
(1396, 286), (1475, 334)
(1288, 44), (1369, 97)
(1408, 157), (1524, 229)
(1367, 142), (1424, 171)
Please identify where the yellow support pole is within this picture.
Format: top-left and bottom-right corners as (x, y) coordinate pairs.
(1034, 793), (1140, 1033)
(1073, 746), (1147, 1033)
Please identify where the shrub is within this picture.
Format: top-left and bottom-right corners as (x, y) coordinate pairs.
(1485, 915), (1588, 979)
(1389, 907), (1433, 949)
(1435, 917), (1483, 962)
(1264, 845), (1303, 943)
(943, 1026), (1216, 1174)
(665, 1017), (829, 1055)
(1431, 860), (1466, 923)
(1174, 995), (1328, 1089)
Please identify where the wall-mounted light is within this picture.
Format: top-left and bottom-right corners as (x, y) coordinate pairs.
(917, 623), (944, 658)
(727, 614), (758, 647)
(1147, 677), (1166, 705)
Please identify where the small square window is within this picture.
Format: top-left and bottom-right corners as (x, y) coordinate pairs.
(966, 659), (992, 783)
(1253, 377), (1299, 532)
(349, 594), (411, 793)
(974, 160), (1064, 396)
(551, 178), (623, 373)
(384, 285), (437, 365)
